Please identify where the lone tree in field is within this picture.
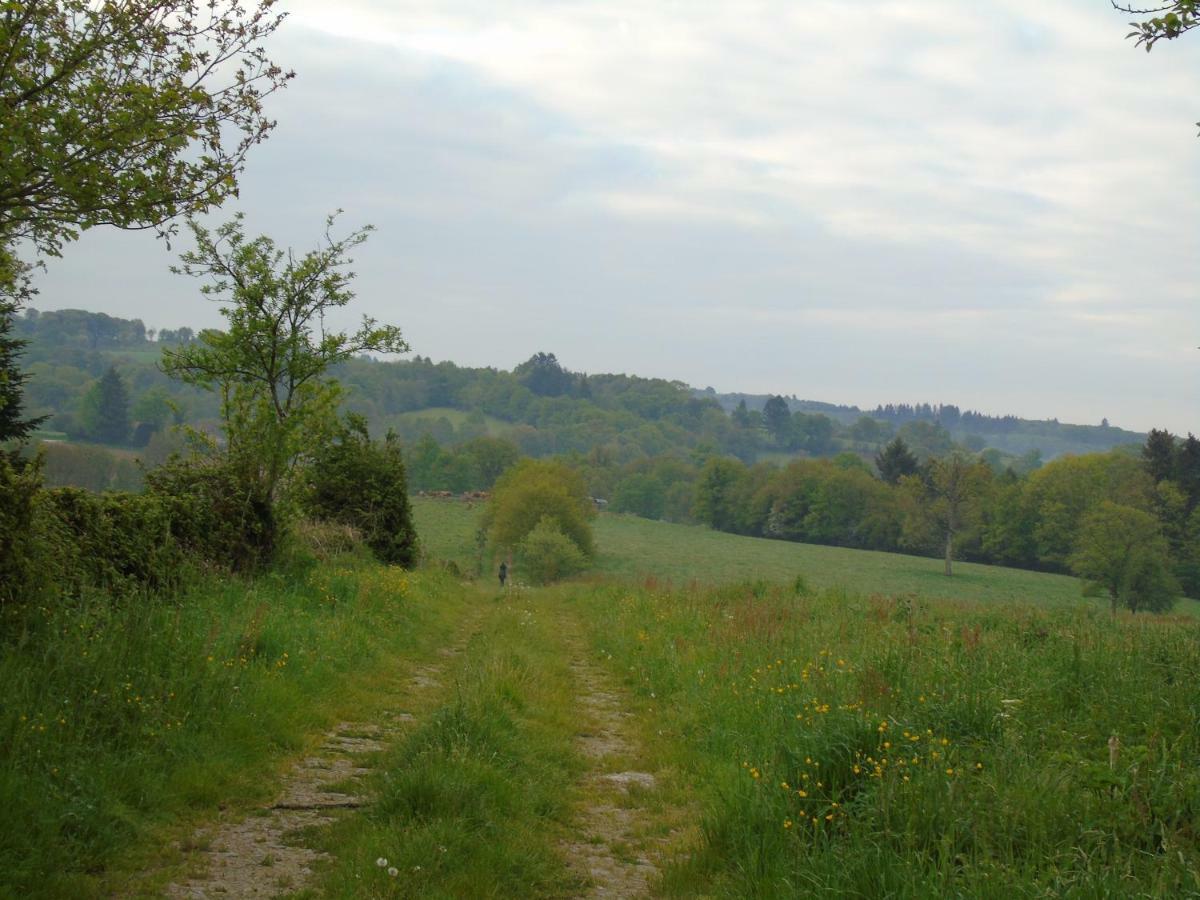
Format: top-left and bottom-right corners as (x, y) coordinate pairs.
(901, 452), (992, 576)
(1069, 501), (1178, 614)
(482, 459), (595, 581)
(162, 214), (408, 552)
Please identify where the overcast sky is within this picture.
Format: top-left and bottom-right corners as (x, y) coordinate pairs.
(30, 0), (1199, 433)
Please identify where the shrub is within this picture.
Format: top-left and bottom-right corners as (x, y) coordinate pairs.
(303, 416), (419, 568)
(144, 455), (275, 571)
(483, 459), (594, 558)
(36, 487), (185, 598)
(516, 516), (587, 584)
(0, 453), (44, 609)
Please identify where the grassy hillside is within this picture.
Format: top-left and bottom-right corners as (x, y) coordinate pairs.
(417, 499), (1074, 607)
(415, 498), (1200, 614)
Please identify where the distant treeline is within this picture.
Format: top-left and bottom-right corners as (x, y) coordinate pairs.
(17, 308), (1144, 472)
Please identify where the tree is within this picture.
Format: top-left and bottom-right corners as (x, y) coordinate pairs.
(901, 453), (991, 576)
(516, 515), (588, 584)
(1142, 428), (1178, 484)
(694, 457), (746, 532)
(0, 299), (44, 446)
(732, 399), (751, 428)
(1069, 501), (1178, 614)
(762, 395), (791, 444)
(875, 436), (919, 485)
(161, 214), (407, 553)
(1117, 2), (1199, 50)
(0, 0), (291, 260)
(516, 352), (571, 397)
(80, 366), (130, 444)
(482, 458), (595, 557)
(304, 414), (419, 567)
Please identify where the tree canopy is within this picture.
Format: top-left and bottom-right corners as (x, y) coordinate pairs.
(0, 0), (291, 260)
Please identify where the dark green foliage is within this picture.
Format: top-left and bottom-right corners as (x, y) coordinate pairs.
(36, 488), (186, 598)
(1070, 501), (1178, 613)
(0, 453), (43, 608)
(0, 302), (44, 445)
(515, 351), (572, 397)
(694, 457), (747, 532)
(762, 395), (791, 444)
(80, 366), (130, 444)
(144, 456), (276, 572)
(1142, 428), (1178, 484)
(875, 436), (919, 485)
(516, 515), (587, 584)
(304, 416), (419, 567)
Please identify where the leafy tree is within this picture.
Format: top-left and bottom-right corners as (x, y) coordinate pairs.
(1118, 1), (1199, 50)
(901, 453), (992, 576)
(515, 515), (587, 584)
(875, 436), (919, 485)
(516, 352), (571, 397)
(80, 366), (130, 444)
(762, 395), (791, 444)
(460, 436), (520, 488)
(732, 399), (751, 428)
(0, 0), (291, 260)
(1069, 501), (1178, 614)
(612, 472), (667, 519)
(162, 214), (407, 556)
(483, 458), (594, 557)
(694, 457), (747, 532)
(304, 415), (418, 567)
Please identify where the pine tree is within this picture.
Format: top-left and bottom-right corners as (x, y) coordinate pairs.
(875, 436), (919, 485)
(82, 366), (130, 445)
(1142, 428), (1178, 484)
(0, 303), (44, 446)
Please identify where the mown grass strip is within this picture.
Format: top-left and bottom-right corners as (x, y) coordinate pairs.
(311, 588), (586, 899)
(0, 550), (468, 899)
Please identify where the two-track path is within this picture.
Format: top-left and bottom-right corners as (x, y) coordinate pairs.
(151, 588), (688, 899)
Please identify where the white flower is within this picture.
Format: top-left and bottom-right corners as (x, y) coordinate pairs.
(375, 857), (388, 868)
(387, 867), (399, 877)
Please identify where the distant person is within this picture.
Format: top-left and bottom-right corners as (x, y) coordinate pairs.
(499, 561), (508, 588)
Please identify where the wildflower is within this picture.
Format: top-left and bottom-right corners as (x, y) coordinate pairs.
(388, 867), (399, 877)
(783, 819), (793, 829)
(376, 857), (388, 867)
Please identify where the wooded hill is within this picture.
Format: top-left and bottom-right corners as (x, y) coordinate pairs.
(16, 307), (1143, 468)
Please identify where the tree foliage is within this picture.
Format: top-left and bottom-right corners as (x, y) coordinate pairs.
(1069, 501), (1177, 613)
(1117, 1), (1199, 50)
(79, 366), (130, 444)
(516, 515), (588, 584)
(875, 436), (919, 485)
(162, 214), (407, 516)
(483, 458), (594, 558)
(901, 453), (992, 576)
(0, 0), (291, 258)
(304, 414), (418, 567)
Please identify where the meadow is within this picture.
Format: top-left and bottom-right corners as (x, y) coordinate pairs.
(414, 497), (1106, 608)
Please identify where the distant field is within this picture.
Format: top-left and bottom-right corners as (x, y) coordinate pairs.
(388, 406), (512, 436)
(411, 498), (1198, 612)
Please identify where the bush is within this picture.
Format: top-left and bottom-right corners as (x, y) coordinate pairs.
(483, 459), (594, 558)
(144, 455), (275, 571)
(303, 416), (419, 568)
(516, 516), (587, 584)
(0, 453), (44, 609)
(36, 487), (185, 598)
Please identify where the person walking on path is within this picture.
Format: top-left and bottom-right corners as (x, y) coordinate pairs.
(499, 561), (508, 588)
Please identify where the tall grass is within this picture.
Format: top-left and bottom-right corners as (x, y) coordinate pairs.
(0, 546), (466, 899)
(574, 580), (1200, 896)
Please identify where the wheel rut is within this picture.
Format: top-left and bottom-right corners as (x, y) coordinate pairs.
(561, 639), (673, 899)
(162, 615), (479, 899)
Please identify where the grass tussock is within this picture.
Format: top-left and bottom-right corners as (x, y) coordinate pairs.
(574, 579), (1200, 897)
(0, 543), (466, 899)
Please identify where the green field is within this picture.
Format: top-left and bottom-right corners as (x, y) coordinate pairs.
(415, 498), (1120, 609)
(387, 406), (513, 436)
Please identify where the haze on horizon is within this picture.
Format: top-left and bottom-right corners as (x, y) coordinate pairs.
(24, 0), (1199, 435)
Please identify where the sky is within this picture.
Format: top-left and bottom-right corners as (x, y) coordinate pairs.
(30, 0), (1200, 433)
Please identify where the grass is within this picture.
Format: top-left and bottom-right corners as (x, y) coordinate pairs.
(0, 544), (469, 899)
(309, 589), (587, 898)
(571, 579), (1200, 896)
(386, 407), (513, 437)
(413, 497), (1115, 609)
